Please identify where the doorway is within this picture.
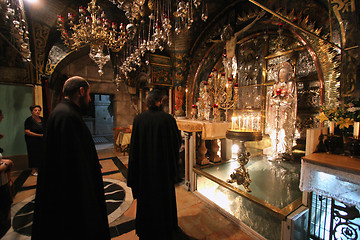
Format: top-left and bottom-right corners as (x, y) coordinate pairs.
(85, 94), (114, 145)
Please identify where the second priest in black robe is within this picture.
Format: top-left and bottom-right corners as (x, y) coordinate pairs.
(127, 89), (182, 239)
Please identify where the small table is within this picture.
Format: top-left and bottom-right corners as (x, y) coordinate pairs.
(116, 132), (132, 153)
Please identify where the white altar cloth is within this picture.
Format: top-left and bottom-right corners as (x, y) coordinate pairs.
(300, 155), (360, 207)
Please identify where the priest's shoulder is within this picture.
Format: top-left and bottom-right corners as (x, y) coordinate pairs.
(49, 101), (80, 121)
(135, 109), (174, 120)
(156, 111), (176, 124)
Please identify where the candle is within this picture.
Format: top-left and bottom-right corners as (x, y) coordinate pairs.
(185, 88), (188, 117)
(329, 121), (335, 135)
(238, 116), (242, 131)
(251, 116), (254, 131)
(246, 116), (250, 131)
(232, 117), (237, 130)
(354, 122), (360, 139)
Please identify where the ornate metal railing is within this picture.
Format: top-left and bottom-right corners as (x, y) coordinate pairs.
(309, 193), (360, 240)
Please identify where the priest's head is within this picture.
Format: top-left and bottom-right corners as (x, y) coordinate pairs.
(146, 89), (164, 110)
(63, 76), (91, 111)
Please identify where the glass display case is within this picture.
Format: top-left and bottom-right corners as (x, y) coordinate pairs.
(195, 155), (303, 240)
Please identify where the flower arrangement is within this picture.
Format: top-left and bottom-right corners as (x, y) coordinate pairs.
(316, 98), (360, 130)
(346, 98), (360, 122)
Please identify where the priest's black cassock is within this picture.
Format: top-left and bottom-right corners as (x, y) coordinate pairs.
(31, 99), (110, 240)
(127, 106), (181, 239)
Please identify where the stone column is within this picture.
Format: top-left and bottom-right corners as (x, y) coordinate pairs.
(184, 132), (191, 190)
(189, 132), (197, 192)
(170, 31), (191, 117)
(33, 85), (43, 116)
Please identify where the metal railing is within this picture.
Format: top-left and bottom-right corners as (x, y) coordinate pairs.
(309, 193), (360, 240)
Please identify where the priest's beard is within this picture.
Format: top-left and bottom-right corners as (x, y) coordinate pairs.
(79, 95), (90, 115)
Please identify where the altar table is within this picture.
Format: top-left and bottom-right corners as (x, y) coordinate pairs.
(300, 153), (360, 207)
(176, 119), (231, 191)
(176, 119), (231, 140)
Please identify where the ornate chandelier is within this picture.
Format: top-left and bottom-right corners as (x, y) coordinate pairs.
(57, 0), (127, 76)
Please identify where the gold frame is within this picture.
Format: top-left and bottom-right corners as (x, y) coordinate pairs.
(150, 62), (174, 86)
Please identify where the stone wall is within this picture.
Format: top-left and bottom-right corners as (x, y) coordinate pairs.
(59, 55), (138, 128)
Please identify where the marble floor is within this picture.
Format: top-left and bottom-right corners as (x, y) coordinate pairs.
(4, 143), (254, 240)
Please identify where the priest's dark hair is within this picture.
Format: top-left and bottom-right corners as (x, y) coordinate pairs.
(146, 89), (163, 108)
(63, 76), (90, 98)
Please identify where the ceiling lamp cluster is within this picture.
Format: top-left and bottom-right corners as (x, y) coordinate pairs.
(2, 0), (31, 62)
(57, 0), (127, 76)
(111, 0), (209, 85)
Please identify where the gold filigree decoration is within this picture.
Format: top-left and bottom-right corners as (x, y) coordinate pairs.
(44, 44), (74, 76)
(33, 22), (50, 84)
(331, 0), (355, 13)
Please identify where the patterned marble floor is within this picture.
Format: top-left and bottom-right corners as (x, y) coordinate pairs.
(4, 146), (255, 240)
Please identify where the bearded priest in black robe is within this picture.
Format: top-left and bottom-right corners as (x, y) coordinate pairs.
(128, 89), (183, 239)
(32, 76), (110, 240)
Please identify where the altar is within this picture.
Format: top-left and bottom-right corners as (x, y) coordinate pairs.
(176, 119), (307, 240)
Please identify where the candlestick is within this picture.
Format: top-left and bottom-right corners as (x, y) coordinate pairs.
(191, 104), (197, 120)
(213, 103), (220, 122)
